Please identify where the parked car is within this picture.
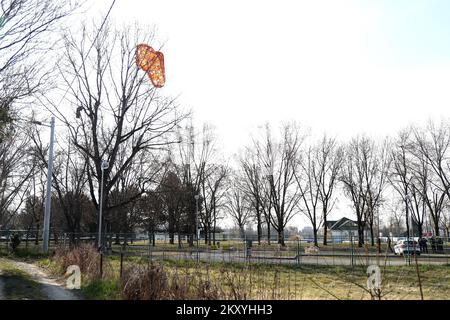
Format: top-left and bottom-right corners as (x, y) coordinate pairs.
(394, 240), (420, 256)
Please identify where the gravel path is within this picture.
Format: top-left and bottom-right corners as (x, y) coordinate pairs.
(0, 259), (81, 300)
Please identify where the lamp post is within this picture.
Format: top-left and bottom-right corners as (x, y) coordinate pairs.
(40, 117), (55, 253)
(98, 159), (109, 249)
(194, 194), (200, 262)
(405, 193), (411, 265)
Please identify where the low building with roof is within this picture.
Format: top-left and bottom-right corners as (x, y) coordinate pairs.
(323, 217), (369, 241)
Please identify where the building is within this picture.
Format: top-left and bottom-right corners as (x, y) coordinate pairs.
(323, 217), (368, 241)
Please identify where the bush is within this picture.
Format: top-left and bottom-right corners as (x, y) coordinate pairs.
(121, 264), (169, 300)
(9, 233), (21, 252)
(53, 244), (111, 279)
(120, 263), (222, 300)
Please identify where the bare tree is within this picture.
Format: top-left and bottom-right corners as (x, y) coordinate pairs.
(296, 135), (342, 246)
(412, 120), (450, 202)
(296, 145), (322, 247)
(45, 23), (185, 243)
(202, 163), (228, 245)
(0, 0), (77, 133)
(225, 175), (251, 238)
(384, 198), (405, 236)
(410, 146), (447, 237)
(390, 129), (416, 238)
(317, 136), (343, 245)
(341, 135), (390, 246)
(440, 208), (450, 239)
(139, 190), (165, 246)
(30, 126), (99, 243)
(254, 123), (303, 246)
(341, 136), (369, 247)
(158, 169), (185, 246)
(0, 125), (34, 228)
(239, 149), (266, 244)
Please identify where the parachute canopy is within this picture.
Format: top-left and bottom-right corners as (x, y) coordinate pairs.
(135, 43), (165, 88)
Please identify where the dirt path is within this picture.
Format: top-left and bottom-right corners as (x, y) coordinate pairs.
(0, 258), (81, 300)
(0, 271), (4, 300)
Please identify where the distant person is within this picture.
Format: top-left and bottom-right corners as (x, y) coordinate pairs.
(431, 237), (436, 254)
(421, 237), (428, 254)
(418, 237), (424, 252)
(377, 238), (381, 254)
(437, 237), (444, 253)
(387, 236), (394, 253)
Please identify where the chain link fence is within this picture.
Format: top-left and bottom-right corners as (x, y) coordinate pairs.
(3, 230), (447, 267)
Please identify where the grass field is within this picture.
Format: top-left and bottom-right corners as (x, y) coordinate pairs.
(2, 246), (448, 300)
(37, 252), (450, 300)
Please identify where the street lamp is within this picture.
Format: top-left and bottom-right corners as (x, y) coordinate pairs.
(405, 193), (412, 265)
(194, 194), (200, 262)
(98, 159), (109, 249)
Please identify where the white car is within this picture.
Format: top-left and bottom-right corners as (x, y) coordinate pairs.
(394, 240), (421, 256)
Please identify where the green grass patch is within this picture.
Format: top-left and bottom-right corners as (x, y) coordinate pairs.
(81, 279), (121, 300)
(0, 247), (51, 261)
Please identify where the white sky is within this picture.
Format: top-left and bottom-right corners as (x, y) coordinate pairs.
(74, 0), (450, 229)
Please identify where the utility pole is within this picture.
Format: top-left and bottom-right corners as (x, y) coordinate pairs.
(98, 160), (109, 249)
(405, 194), (411, 265)
(195, 194), (199, 262)
(43, 117), (55, 253)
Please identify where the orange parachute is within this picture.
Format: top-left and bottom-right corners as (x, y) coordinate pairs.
(135, 44), (165, 88)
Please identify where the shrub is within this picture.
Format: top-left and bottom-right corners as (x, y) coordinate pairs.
(53, 244), (111, 279)
(120, 263), (223, 300)
(121, 264), (169, 300)
(9, 233), (21, 252)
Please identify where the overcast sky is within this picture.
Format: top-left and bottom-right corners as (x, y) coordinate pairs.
(81, 0), (450, 228)
(84, 0), (450, 151)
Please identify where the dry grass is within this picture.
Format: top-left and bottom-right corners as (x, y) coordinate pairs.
(45, 245), (449, 300)
(53, 244), (113, 280)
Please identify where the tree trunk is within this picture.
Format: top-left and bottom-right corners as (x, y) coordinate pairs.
(313, 227), (318, 247)
(35, 224), (39, 245)
(204, 224), (208, 244)
(278, 229), (285, 246)
(370, 223), (375, 246)
(358, 226), (364, 247)
(433, 218), (440, 237)
(69, 232), (75, 246)
(417, 223), (423, 238)
(177, 232), (182, 249)
(323, 213), (328, 246)
(212, 221), (216, 245)
(267, 220), (271, 245)
(256, 210), (262, 245)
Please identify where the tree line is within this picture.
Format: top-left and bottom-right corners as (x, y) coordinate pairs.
(0, 1), (449, 248)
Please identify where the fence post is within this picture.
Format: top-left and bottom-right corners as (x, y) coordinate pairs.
(350, 235), (354, 267)
(99, 252), (103, 279)
(120, 252), (123, 279)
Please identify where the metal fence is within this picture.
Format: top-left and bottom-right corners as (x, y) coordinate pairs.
(2, 230), (447, 267)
